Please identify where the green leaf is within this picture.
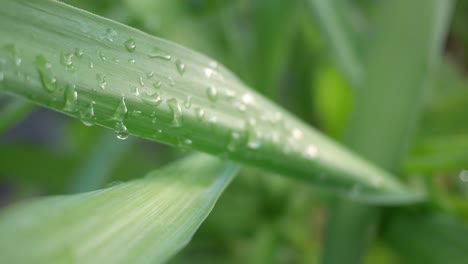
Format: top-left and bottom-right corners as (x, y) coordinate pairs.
(383, 211), (468, 264)
(0, 0), (418, 202)
(0, 154), (240, 264)
(321, 0), (455, 263)
(308, 0), (364, 85)
(0, 97), (35, 133)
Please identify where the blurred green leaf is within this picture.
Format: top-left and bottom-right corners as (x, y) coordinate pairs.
(322, 0), (455, 263)
(308, 0), (364, 85)
(383, 211), (468, 264)
(0, 97), (35, 133)
(0, 154), (240, 264)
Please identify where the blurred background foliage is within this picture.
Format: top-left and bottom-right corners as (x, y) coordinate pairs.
(1, 0), (467, 263)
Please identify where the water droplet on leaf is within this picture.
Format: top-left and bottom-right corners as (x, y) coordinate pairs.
(152, 80), (162, 89)
(63, 84), (78, 112)
(4, 44), (22, 66)
(167, 98), (182, 127)
(195, 107), (205, 121)
(102, 28), (117, 42)
(304, 145), (318, 159)
(175, 59), (185, 75)
(96, 74), (107, 89)
(60, 51), (74, 69)
(142, 91), (161, 105)
(74, 48), (84, 58)
(35, 55), (57, 93)
(112, 97), (128, 121)
(124, 38), (136, 52)
(149, 47), (171, 60)
(206, 85), (218, 102)
(183, 95), (192, 109)
(99, 52), (107, 61)
(146, 71), (154, 79)
(114, 121), (129, 140)
(227, 131), (241, 151)
(81, 101), (95, 126)
(204, 68), (213, 78)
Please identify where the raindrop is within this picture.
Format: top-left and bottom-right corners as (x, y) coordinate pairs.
(246, 125), (261, 149)
(81, 101), (95, 126)
(175, 59), (185, 76)
(102, 28), (117, 42)
(184, 139), (192, 145)
(60, 51), (74, 68)
(227, 131), (241, 152)
(292, 128), (303, 139)
(74, 48), (84, 58)
(130, 86), (139, 96)
(132, 110), (142, 116)
(89, 61), (94, 69)
(304, 145), (318, 159)
(124, 38), (136, 52)
(112, 96), (128, 121)
(35, 55), (57, 93)
(96, 74), (107, 89)
(183, 95), (192, 109)
(114, 121), (129, 140)
(138, 76), (145, 87)
(235, 101), (246, 112)
(128, 58), (136, 64)
(167, 98), (182, 127)
(206, 85), (218, 102)
(4, 44), (22, 66)
(149, 47), (171, 60)
(63, 84), (78, 112)
(242, 93), (254, 105)
(152, 80), (162, 89)
(195, 107), (205, 121)
(146, 71), (154, 79)
(141, 91), (162, 105)
(204, 68), (213, 78)
(99, 52), (107, 61)
(224, 89), (236, 100)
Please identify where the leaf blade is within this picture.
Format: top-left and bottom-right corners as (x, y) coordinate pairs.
(0, 154), (240, 264)
(0, 0), (418, 202)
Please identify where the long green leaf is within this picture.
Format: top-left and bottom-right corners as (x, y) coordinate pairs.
(0, 154), (239, 264)
(321, 0), (455, 263)
(0, 0), (418, 203)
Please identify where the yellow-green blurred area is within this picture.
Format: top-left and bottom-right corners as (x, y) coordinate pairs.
(0, 0), (467, 263)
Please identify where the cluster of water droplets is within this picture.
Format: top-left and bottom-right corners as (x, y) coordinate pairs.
(2, 25), (321, 158)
